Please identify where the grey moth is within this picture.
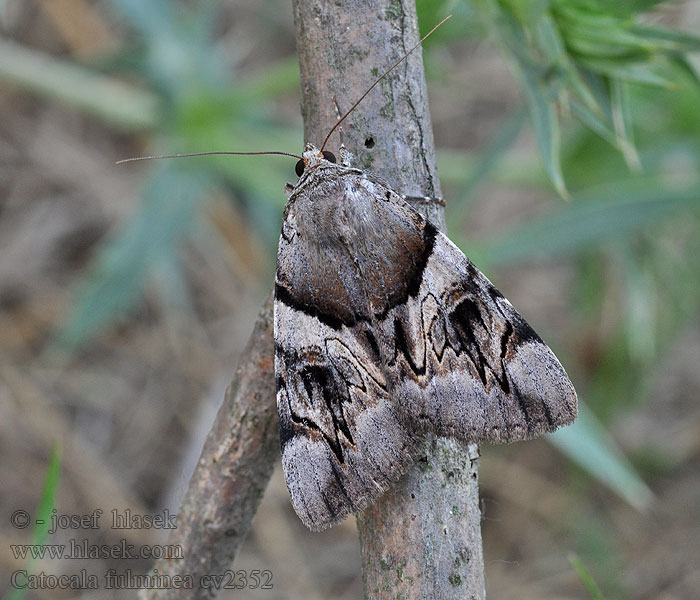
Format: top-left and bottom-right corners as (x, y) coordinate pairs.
(274, 143), (577, 531)
(116, 17), (578, 533)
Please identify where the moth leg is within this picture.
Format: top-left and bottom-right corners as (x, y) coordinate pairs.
(331, 96), (355, 167)
(403, 195), (446, 207)
(331, 96), (346, 147)
(338, 144), (354, 167)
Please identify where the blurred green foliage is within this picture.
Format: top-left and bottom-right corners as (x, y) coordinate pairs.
(569, 552), (609, 600)
(52, 0), (302, 348)
(5, 446), (61, 600)
(5, 1), (698, 595)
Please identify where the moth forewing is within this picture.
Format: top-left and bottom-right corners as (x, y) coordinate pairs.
(273, 147), (577, 531)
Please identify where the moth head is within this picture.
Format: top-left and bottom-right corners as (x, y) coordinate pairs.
(295, 143), (337, 177)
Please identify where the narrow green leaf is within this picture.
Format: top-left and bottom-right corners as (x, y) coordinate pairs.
(554, 5), (627, 28)
(610, 79), (641, 171)
(6, 446), (61, 600)
(580, 57), (679, 88)
(630, 24), (700, 53)
(489, 7), (569, 196)
(564, 35), (647, 60)
(569, 553), (607, 600)
(510, 58), (568, 197)
(536, 16), (604, 114)
(561, 20), (661, 56)
(484, 181), (700, 266)
(550, 403), (653, 510)
(34, 446), (61, 546)
(569, 99), (617, 146)
(665, 54), (700, 89)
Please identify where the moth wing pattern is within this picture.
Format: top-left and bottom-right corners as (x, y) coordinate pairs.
(274, 307), (421, 531)
(274, 321), (420, 531)
(374, 190), (578, 443)
(275, 168), (423, 530)
(274, 157), (577, 531)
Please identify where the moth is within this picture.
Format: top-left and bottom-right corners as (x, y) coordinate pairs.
(275, 141), (577, 531)
(273, 20), (576, 532)
(118, 17), (577, 533)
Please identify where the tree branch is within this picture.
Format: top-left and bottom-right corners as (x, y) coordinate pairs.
(292, 1), (485, 598)
(140, 294), (278, 600)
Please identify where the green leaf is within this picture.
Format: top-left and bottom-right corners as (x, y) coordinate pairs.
(580, 57), (679, 88)
(535, 15), (604, 114)
(569, 553), (607, 600)
(564, 35), (647, 60)
(549, 403), (653, 510)
(484, 180), (700, 266)
(53, 166), (208, 351)
(496, 11), (569, 196)
(34, 446), (61, 546)
(6, 446), (61, 600)
(559, 18), (663, 58)
(569, 98), (618, 147)
(665, 54), (700, 89)
(630, 24), (700, 54)
(610, 78), (641, 171)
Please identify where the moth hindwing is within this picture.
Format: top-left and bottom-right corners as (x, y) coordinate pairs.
(273, 145), (577, 531)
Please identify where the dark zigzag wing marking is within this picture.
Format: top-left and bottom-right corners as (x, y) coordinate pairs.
(274, 302), (420, 531)
(383, 229), (578, 443)
(328, 179), (577, 444)
(274, 164), (576, 531)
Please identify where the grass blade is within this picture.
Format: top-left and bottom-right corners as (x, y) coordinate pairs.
(550, 403), (653, 510)
(484, 180), (700, 266)
(579, 57), (678, 88)
(569, 553), (607, 600)
(610, 78), (641, 171)
(6, 446), (61, 600)
(497, 11), (569, 197)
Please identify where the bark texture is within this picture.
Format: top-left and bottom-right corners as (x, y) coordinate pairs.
(292, 1), (485, 598)
(293, 0), (444, 228)
(139, 295), (278, 600)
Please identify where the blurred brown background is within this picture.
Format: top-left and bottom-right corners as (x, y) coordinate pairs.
(1, 1), (699, 598)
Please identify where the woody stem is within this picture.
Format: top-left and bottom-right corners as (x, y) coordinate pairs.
(292, 1), (485, 598)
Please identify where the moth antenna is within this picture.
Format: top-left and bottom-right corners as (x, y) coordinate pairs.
(116, 150), (303, 165)
(320, 14), (452, 152)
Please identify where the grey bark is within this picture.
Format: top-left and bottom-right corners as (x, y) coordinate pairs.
(292, 1), (485, 598)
